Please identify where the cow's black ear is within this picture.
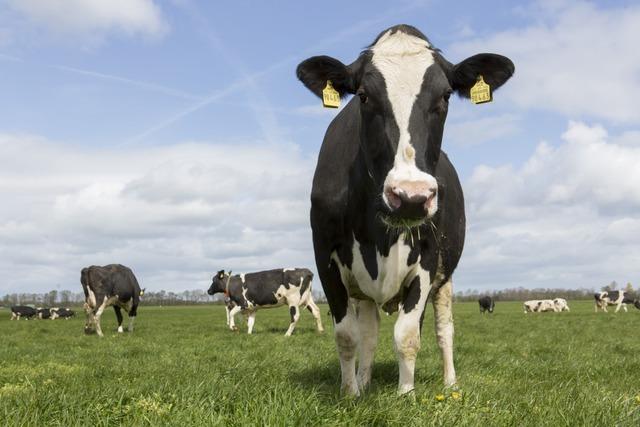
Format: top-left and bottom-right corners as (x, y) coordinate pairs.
(451, 53), (514, 98)
(296, 55), (356, 98)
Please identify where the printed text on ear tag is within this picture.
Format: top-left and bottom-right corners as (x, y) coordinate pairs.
(322, 80), (340, 108)
(470, 75), (492, 104)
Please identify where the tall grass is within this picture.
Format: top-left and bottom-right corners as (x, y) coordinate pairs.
(1, 301), (639, 426)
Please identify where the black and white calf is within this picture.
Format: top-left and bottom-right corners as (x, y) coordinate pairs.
(81, 264), (142, 336)
(10, 305), (37, 320)
(594, 291), (640, 313)
(207, 268), (324, 336)
(478, 296), (495, 313)
(297, 24), (513, 395)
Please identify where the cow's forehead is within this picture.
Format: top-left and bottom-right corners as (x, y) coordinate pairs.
(369, 30), (436, 150)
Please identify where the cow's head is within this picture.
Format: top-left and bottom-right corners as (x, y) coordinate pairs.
(208, 270), (228, 295)
(297, 24), (514, 227)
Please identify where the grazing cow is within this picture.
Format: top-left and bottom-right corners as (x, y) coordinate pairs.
(523, 299), (557, 313)
(478, 296), (495, 313)
(594, 291), (640, 313)
(36, 307), (51, 319)
(51, 308), (75, 320)
(207, 268), (324, 336)
(10, 305), (37, 320)
(81, 264), (142, 336)
(296, 24), (514, 395)
(553, 298), (570, 312)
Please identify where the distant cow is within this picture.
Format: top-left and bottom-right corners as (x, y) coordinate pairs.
(478, 296), (495, 313)
(81, 264), (142, 336)
(553, 298), (570, 312)
(523, 299), (557, 313)
(51, 308), (75, 320)
(208, 268), (324, 336)
(10, 306), (37, 320)
(594, 291), (640, 313)
(36, 307), (51, 319)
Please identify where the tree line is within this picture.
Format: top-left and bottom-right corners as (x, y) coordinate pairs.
(0, 282), (632, 307)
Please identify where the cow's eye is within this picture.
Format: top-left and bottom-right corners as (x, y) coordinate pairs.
(357, 89), (368, 104)
(443, 89), (453, 102)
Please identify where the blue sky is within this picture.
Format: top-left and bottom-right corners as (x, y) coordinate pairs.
(1, 0), (640, 295)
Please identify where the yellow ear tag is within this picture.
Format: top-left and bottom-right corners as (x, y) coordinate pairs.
(470, 75), (492, 104)
(322, 80), (340, 108)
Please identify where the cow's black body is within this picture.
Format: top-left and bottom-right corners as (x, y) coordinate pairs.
(478, 296), (495, 313)
(81, 264), (142, 336)
(208, 268), (323, 335)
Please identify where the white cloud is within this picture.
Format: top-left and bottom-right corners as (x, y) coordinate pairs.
(458, 121), (640, 290)
(5, 0), (167, 41)
(0, 134), (315, 294)
(449, 1), (640, 124)
(445, 113), (521, 147)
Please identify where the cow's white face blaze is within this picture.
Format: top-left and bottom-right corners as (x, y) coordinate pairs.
(371, 30), (439, 223)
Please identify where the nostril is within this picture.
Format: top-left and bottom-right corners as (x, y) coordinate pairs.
(386, 187), (402, 209)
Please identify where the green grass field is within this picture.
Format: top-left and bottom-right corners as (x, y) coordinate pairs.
(1, 301), (639, 426)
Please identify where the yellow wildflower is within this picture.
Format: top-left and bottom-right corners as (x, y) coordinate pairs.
(435, 394), (445, 402)
(451, 391), (461, 400)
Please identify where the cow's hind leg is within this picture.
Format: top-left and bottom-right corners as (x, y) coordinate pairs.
(114, 306), (124, 333)
(247, 311), (257, 334)
(394, 272), (431, 395)
(356, 299), (379, 391)
(128, 303), (138, 332)
(228, 305), (242, 331)
(305, 297), (325, 333)
(285, 304), (301, 337)
(432, 277), (456, 387)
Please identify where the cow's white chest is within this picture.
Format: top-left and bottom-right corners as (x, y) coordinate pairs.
(332, 237), (418, 304)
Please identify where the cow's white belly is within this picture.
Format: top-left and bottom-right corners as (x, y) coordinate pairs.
(332, 237), (418, 304)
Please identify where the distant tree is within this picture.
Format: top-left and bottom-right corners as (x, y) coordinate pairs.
(624, 282), (633, 294)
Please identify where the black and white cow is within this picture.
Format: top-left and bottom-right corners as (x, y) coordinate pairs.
(207, 268), (324, 336)
(478, 296), (495, 313)
(594, 291), (640, 313)
(36, 307), (51, 319)
(81, 264), (142, 336)
(296, 24), (513, 395)
(10, 305), (37, 320)
(51, 308), (75, 320)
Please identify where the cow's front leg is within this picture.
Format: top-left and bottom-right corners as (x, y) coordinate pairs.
(356, 299), (379, 392)
(432, 277), (456, 387)
(335, 302), (359, 396)
(394, 273), (431, 395)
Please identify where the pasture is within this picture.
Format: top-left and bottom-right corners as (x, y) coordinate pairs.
(1, 301), (639, 426)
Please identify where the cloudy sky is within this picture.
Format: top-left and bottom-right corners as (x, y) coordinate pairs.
(1, 0), (638, 295)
